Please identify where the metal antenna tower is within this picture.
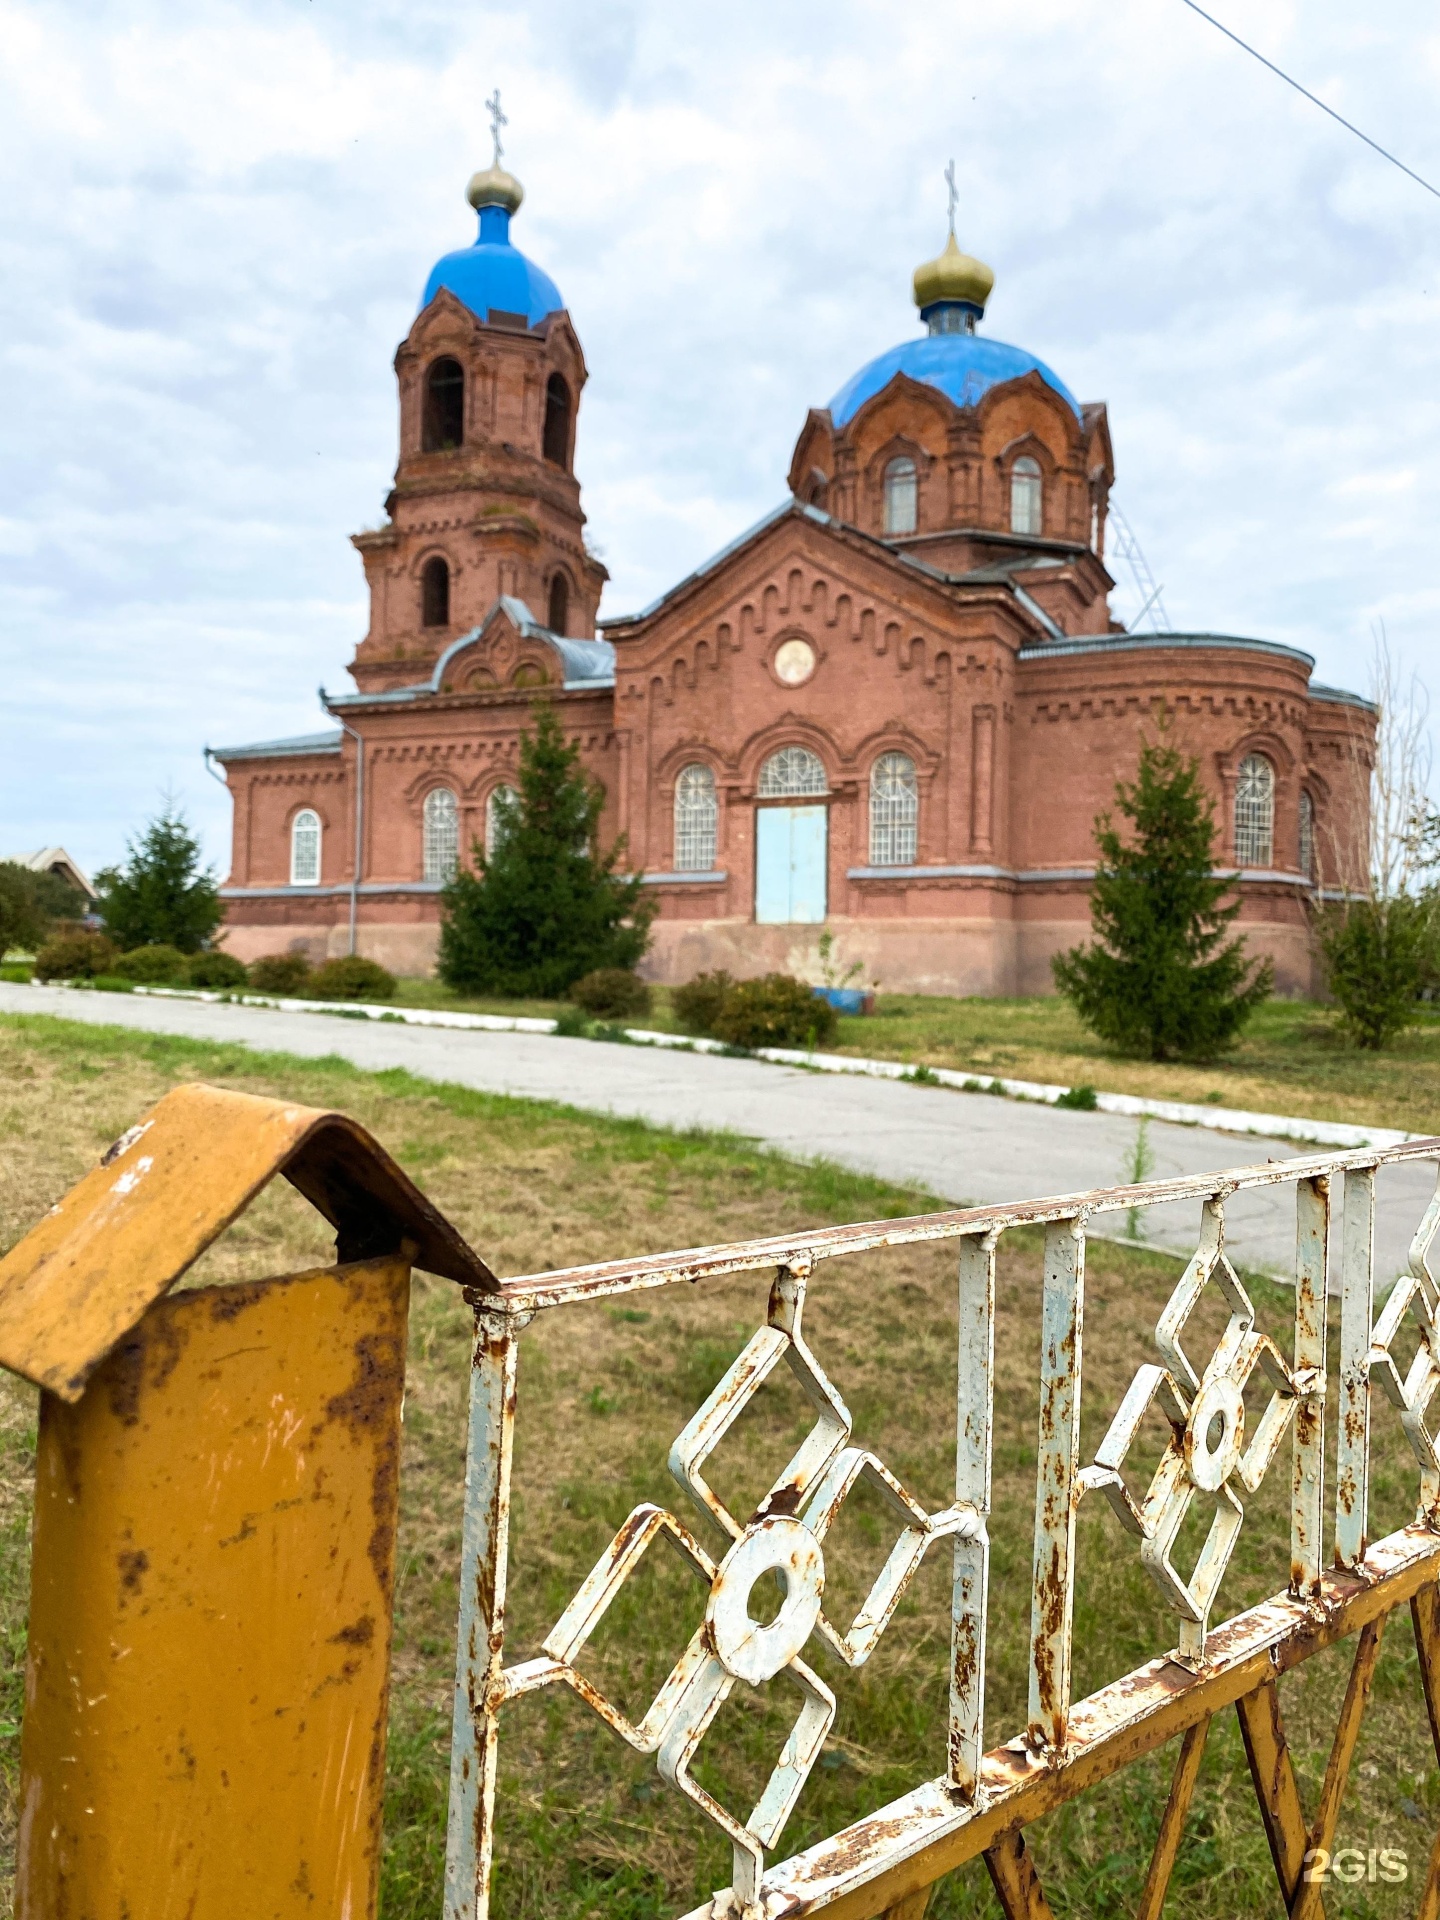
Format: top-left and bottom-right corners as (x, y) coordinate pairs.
(1106, 502), (1173, 633)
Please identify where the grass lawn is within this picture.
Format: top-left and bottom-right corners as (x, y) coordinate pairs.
(388, 976), (1440, 1140)
(0, 1010), (1436, 1917)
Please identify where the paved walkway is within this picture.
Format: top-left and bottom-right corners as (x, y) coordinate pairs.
(3, 984), (1434, 1281)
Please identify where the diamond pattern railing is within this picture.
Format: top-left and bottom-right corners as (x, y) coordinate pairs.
(443, 1141), (1440, 1920)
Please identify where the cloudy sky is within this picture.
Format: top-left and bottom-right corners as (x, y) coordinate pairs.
(1, 0), (1437, 879)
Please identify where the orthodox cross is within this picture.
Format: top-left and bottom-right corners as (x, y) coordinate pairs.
(945, 158), (958, 237)
(486, 88), (508, 167)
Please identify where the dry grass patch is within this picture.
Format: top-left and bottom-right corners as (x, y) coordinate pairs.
(0, 1012), (1436, 1918)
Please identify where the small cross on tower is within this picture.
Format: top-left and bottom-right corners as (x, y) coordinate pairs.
(486, 87), (508, 167)
(945, 158), (958, 237)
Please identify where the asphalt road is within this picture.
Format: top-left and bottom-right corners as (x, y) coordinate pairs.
(2, 983), (1434, 1282)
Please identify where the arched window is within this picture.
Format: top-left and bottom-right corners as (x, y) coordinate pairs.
(511, 661), (547, 688)
(423, 787), (459, 883)
(1234, 754), (1275, 867)
(485, 783), (518, 854)
(869, 752), (918, 866)
(758, 746), (828, 797)
(547, 572), (569, 635)
(1299, 789), (1316, 881)
(290, 808), (321, 886)
(422, 356), (465, 452)
(674, 764), (718, 871)
(421, 556), (450, 627)
(543, 374), (571, 468)
(883, 457), (917, 536)
(1010, 455), (1042, 536)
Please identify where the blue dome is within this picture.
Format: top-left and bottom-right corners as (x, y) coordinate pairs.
(420, 205), (564, 329)
(828, 331), (1080, 428)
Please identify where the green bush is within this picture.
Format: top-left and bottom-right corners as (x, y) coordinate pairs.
(187, 950), (249, 989)
(1055, 1083), (1099, 1111)
(248, 952), (314, 995)
(0, 961), (32, 983)
(439, 705), (654, 997)
(34, 930), (117, 980)
(0, 863), (61, 958)
(1053, 729), (1271, 1060)
(569, 969), (651, 1021)
(710, 974), (838, 1051)
(95, 805), (221, 953)
(113, 944), (190, 984)
(1319, 895), (1437, 1049)
(308, 955), (397, 1001)
(672, 970), (736, 1037)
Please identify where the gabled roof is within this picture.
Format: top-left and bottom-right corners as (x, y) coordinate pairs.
(598, 499), (1053, 641)
(0, 1082), (495, 1401)
(3, 847), (96, 897)
(324, 597), (615, 711)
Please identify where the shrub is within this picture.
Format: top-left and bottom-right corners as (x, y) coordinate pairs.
(309, 955), (397, 1001)
(1053, 728), (1271, 1060)
(672, 970), (736, 1037)
(1055, 1083), (1099, 1111)
(710, 974), (838, 1051)
(1318, 895), (1436, 1049)
(113, 944), (189, 984)
(187, 950), (249, 989)
(439, 705), (654, 997)
(34, 930), (117, 980)
(248, 952), (313, 995)
(0, 962), (32, 983)
(0, 863), (55, 958)
(95, 804), (221, 953)
(569, 968), (651, 1021)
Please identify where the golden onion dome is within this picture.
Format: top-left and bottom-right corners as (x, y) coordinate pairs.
(912, 231), (995, 319)
(467, 163), (524, 217)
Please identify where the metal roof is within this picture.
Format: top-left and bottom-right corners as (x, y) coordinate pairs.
(324, 598), (615, 711)
(1017, 631), (1319, 671)
(210, 730), (343, 761)
(828, 331), (1081, 428)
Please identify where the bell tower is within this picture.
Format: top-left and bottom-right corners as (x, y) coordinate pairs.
(349, 113), (607, 694)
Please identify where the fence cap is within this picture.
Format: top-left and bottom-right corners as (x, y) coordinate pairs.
(0, 1081), (496, 1401)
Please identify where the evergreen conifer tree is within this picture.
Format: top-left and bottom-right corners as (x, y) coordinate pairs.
(1053, 730), (1271, 1059)
(438, 704), (654, 996)
(95, 804), (222, 953)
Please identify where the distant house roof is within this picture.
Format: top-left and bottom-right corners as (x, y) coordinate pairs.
(3, 847), (96, 899)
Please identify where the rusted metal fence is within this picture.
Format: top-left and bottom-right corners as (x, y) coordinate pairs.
(445, 1138), (1440, 1920)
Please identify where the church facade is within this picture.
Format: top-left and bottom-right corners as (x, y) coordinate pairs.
(214, 151), (1374, 996)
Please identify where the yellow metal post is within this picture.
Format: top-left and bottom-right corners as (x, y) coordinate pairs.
(17, 1256), (411, 1919)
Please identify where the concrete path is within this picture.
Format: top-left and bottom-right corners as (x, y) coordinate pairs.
(3, 984), (1434, 1283)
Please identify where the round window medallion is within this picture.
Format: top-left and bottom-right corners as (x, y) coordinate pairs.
(773, 638), (816, 686)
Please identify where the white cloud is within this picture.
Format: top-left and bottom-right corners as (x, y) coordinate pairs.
(1, 0), (1437, 876)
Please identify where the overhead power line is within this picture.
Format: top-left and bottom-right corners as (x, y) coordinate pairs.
(1178, 0), (1440, 203)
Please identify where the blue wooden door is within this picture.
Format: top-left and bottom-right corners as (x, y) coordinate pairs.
(755, 806), (827, 923)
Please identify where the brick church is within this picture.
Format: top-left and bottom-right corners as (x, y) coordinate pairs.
(214, 142), (1374, 996)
